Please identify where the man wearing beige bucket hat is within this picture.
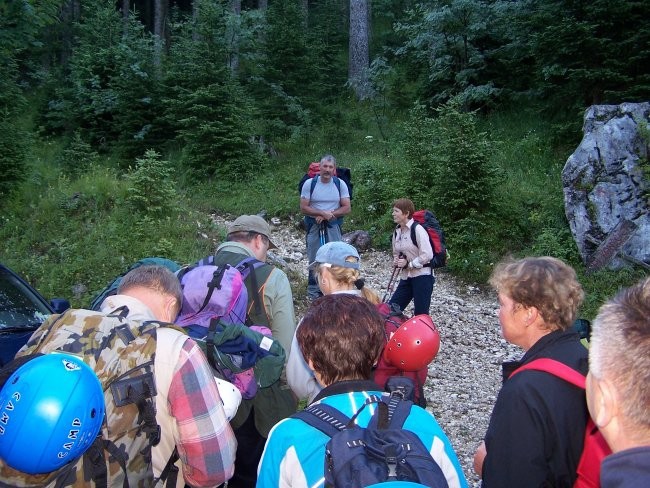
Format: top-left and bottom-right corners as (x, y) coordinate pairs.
(212, 214), (297, 488)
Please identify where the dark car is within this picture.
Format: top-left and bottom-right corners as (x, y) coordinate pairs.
(0, 264), (70, 366)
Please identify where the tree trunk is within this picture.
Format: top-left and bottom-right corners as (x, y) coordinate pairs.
(121, 0), (129, 37)
(348, 0), (369, 99)
(58, 0), (80, 68)
(192, 0), (200, 41)
(228, 0), (241, 74)
(153, 0), (168, 69)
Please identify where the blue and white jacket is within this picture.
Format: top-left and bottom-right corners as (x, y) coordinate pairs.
(257, 380), (468, 488)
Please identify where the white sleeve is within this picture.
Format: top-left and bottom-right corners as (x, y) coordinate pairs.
(286, 327), (322, 401)
(300, 178), (313, 200)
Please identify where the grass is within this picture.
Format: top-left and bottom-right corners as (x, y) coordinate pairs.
(0, 108), (646, 318)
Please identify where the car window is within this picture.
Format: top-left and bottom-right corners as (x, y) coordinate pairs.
(0, 271), (51, 330)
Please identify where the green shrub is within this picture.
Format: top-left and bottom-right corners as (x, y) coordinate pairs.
(445, 211), (500, 282)
(126, 150), (178, 217)
(58, 131), (100, 177)
(175, 81), (264, 179)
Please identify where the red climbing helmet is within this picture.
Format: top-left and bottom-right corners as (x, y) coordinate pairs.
(383, 314), (441, 371)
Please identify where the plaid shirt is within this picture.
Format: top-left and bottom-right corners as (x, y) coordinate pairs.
(170, 338), (237, 487)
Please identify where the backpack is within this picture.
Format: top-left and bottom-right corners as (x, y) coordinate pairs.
(372, 302), (428, 407)
(510, 358), (612, 488)
(400, 210), (448, 268)
(175, 260), (285, 400)
(0, 307), (178, 488)
(293, 392), (448, 487)
(202, 253), (274, 327)
(89, 257), (181, 311)
(200, 318), (286, 399)
(175, 263), (249, 329)
(298, 161), (353, 200)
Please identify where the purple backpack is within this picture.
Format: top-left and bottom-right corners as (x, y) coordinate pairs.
(175, 264), (248, 329)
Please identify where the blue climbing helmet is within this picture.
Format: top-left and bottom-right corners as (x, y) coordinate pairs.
(0, 353), (105, 474)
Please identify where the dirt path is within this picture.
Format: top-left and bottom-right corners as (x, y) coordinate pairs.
(213, 214), (523, 486)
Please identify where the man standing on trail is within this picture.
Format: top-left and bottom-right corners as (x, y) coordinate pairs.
(300, 154), (351, 300)
(213, 214), (297, 488)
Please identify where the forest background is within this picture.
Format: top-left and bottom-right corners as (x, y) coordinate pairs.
(1, 0), (648, 318)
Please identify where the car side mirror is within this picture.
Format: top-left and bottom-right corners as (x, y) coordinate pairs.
(50, 299), (70, 314)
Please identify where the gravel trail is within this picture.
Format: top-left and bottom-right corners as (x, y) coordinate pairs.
(213, 214), (524, 486)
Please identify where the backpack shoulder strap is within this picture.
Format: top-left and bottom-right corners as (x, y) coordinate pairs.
(409, 221), (419, 247)
(236, 256), (273, 325)
(370, 394), (413, 430)
(332, 176), (342, 197)
(309, 175), (319, 198)
(510, 358), (585, 389)
(293, 403), (351, 438)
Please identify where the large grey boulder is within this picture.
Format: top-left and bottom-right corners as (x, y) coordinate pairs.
(562, 102), (650, 269)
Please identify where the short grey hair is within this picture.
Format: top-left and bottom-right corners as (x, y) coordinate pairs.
(589, 277), (650, 432)
(118, 265), (182, 313)
(320, 154), (336, 166)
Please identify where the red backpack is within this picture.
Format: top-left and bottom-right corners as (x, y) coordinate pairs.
(372, 302), (428, 407)
(510, 358), (611, 488)
(396, 209), (448, 268)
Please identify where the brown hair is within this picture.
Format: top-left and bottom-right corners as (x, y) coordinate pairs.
(489, 256), (583, 331)
(297, 294), (384, 386)
(392, 198), (415, 219)
(227, 231), (269, 246)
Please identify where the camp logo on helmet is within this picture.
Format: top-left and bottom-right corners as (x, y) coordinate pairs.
(62, 358), (81, 371)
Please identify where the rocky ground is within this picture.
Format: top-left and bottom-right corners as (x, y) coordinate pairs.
(214, 214), (524, 486)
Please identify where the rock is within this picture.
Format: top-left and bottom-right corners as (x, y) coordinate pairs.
(72, 283), (87, 300)
(562, 102), (650, 269)
(342, 230), (372, 251)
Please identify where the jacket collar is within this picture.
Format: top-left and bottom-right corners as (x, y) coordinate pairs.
(215, 241), (255, 258)
(501, 329), (580, 381)
(311, 379), (382, 404)
(99, 294), (157, 322)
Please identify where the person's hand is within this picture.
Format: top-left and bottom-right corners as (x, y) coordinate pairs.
(323, 210), (336, 221)
(396, 257), (408, 269)
(473, 441), (487, 477)
(393, 256), (400, 267)
(315, 216), (324, 224)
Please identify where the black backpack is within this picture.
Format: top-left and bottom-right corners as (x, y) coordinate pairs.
(298, 162), (353, 200)
(293, 391), (448, 488)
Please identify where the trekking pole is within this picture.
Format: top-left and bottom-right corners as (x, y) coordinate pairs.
(382, 265), (400, 303)
(319, 222), (327, 246)
(382, 253), (406, 303)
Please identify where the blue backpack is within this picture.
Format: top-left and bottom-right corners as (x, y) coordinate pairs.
(294, 391), (448, 487)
